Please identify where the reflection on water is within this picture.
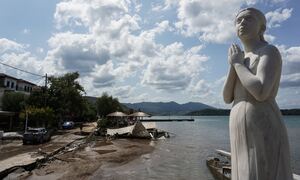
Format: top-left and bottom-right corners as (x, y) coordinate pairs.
(99, 116), (300, 179)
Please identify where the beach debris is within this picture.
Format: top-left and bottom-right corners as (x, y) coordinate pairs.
(105, 121), (171, 140)
(106, 121), (151, 139)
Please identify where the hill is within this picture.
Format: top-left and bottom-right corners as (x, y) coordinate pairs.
(123, 101), (214, 115)
(84, 96), (97, 104)
(187, 108), (300, 116)
(186, 109), (230, 116)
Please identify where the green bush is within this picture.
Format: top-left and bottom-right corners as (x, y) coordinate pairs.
(97, 118), (116, 129)
(2, 92), (27, 112)
(96, 93), (123, 117)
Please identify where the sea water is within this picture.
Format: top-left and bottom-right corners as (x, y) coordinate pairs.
(98, 116), (300, 180)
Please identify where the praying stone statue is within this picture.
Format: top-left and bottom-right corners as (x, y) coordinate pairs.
(223, 7), (293, 180)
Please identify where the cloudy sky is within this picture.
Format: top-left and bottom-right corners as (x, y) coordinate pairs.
(0, 0), (299, 108)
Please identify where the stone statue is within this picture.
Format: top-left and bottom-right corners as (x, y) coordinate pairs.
(223, 7), (293, 180)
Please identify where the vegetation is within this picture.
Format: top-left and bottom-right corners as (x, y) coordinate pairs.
(96, 93), (123, 117)
(186, 109), (230, 116)
(19, 106), (56, 128)
(1, 72), (98, 128)
(187, 108), (300, 116)
(281, 109), (300, 115)
(1, 72), (128, 130)
(26, 72), (98, 123)
(82, 100), (97, 121)
(46, 72), (87, 120)
(0, 79), (5, 88)
(97, 118), (113, 129)
(26, 87), (48, 107)
(2, 91), (27, 112)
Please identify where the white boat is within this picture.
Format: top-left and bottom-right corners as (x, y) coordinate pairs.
(207, 149), (300, 180)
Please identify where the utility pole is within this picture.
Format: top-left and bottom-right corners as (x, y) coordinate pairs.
(45, 73), (47, 88)
(25, 109), (28, 132)
(44, 73), (48, 106)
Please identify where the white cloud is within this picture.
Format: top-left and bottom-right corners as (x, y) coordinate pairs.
(151, 0), (179, 12)
(140, 20), (172, 40)
(112, 85), (133, 99)
(0, 38), (25, 54)
(51, 0), (210, 94)
(47, 32), (110, 74)
(174, 0), (244, 43)
(54, 0), (131, 29)
(172, 1), (292, 44)
(91, 61), (116, 88)
(1, 52), (44, 76)
(264, 34), (276, 43)
(281, 73), (300, 88)
(276, 45), (300, 88)
(277, 87), (300, 109)
(0, 39), (55, 86)
(142, 43), (208, 91)
(126, 93), (149, 103)
(49, 0), (148, 88)
(278, 46), (300, 75)
(188, 79), (212, 98)
(268, 0), (285, 3)
(36, 47), (44, 53)
(265, 8), (293, 28)
(22, 28), (30, 34)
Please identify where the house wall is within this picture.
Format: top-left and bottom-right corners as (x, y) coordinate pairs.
(0, 75), (36, 110)
(4, 77), (17, 91)
(17, 82), (34, 93)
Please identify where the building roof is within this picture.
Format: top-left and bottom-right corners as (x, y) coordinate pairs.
(0, 73), (18, 80)
(17, 79), (36, 86)
(0, 73), (37, 86)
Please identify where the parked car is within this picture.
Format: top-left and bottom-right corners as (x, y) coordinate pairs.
(62, 121), (75, 129)
(23, 127), (52, 145)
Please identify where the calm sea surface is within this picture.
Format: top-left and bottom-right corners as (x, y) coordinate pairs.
(100, 116), (300, 180)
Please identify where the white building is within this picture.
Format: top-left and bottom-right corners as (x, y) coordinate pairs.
(0, 73), (37, 110)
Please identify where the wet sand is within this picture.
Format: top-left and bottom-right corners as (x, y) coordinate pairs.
(9, 138), (154, 180)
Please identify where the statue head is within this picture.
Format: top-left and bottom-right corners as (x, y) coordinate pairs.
(235, 8), (267, 42)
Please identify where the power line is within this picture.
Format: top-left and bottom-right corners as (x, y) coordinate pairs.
(0, 59), (45, 77)
(31, 76), (46, 85)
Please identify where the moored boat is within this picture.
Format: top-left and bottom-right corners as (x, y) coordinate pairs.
(206, 150), (300, 180)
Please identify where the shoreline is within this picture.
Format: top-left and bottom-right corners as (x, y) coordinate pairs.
(6, 138), (154, 180)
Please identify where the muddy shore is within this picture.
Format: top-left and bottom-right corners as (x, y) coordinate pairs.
(5, 138), (154, 180)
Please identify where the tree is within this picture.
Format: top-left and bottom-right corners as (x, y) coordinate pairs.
(96, 93), (123, 117)
(2, 92), (27, 112)
(47, 72), (86, 120)
(19, 106), (56, 128)
(82, 100), (97, 121)
(26, 87), (48, 108)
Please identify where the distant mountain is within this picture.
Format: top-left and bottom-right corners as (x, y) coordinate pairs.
(84, 96), (97, 104)
(186, 109), (230, 116)
(187, 108), (300, 116)
(123, 101), (214, 115)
